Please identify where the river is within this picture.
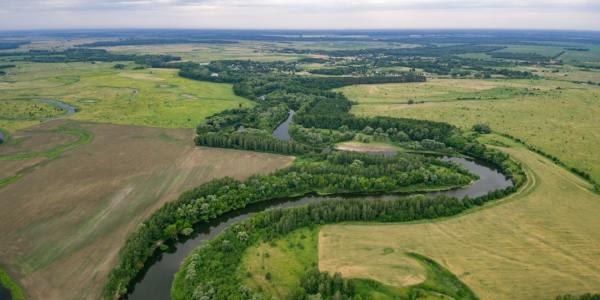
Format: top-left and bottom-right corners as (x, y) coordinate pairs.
(271, 109), (295, 141)
(125, 155), (512, 299)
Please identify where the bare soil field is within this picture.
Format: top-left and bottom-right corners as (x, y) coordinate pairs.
(320, 138), (600, 299)
(0, 121), (294, 300)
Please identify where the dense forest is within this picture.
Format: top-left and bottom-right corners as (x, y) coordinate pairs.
(0, 41), (29, 50)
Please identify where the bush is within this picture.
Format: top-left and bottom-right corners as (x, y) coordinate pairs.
(472, 123), (491, 134)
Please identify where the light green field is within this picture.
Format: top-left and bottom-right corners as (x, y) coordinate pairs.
(522, 65), (600, 83)
(0, 100), (65, 120)
(240, 227), (319, 298)
(0, 62), (252, 132)
(320, 138), (600, 300)
(344, 78), (600, 183)
(338, 78), (543, 104)
(241, 227), (477, 300)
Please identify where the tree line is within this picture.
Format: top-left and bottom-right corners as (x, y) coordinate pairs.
(0, 48), (180, 67)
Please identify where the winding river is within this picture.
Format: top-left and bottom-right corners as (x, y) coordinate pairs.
(126, 109), (513, 300)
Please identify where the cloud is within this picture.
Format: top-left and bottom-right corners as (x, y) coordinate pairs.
(0, 0), (599, 30)
(4, 0), (600, 12)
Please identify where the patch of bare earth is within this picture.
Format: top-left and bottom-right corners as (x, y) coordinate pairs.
(335, 141), (398, 153)
(0, 121), (293, 300)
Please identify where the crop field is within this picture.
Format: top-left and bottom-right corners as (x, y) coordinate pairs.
(320, 137), (600, 299)
(0, 120), (294, 299)
(0, 62), (252, 132)
(345, 78), (600, 183)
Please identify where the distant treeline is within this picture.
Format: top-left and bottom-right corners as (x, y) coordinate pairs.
(75, 38), (237, 47)
(564, 47), (590, 52)
(8, 29), (600, 46)
(0, 48), (180, 66)
(308, 65), (368, 75)
(292, 46), (540, 78)
(0, 63), (13, 76)
(283, 43), (505, 58)
(0, 41), (29, 50)
(488, 51), (554, 62)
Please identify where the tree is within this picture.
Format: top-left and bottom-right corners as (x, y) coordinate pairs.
(472, 123), (491, 134)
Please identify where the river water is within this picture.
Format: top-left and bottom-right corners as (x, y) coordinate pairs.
(271, 110), (295, 141)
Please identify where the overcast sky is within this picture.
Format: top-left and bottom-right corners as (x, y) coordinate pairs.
(0, 0), (599, 31)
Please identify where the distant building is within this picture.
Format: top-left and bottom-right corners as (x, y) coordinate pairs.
(210, 73), (219, 77)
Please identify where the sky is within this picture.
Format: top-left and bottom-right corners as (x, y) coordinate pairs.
(0, 0), (599, 31)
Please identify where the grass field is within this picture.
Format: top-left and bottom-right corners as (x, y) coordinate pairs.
(240, 227), (319, 298)
(320, 136), (600, 299)
(0, 62), (252, 132)
(241, 227), (477, 300)
(344, 78), (600, 183)
(0, 120), (294, 300)
(0, 100), (66, 120)
(339, 78), (543, 104)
